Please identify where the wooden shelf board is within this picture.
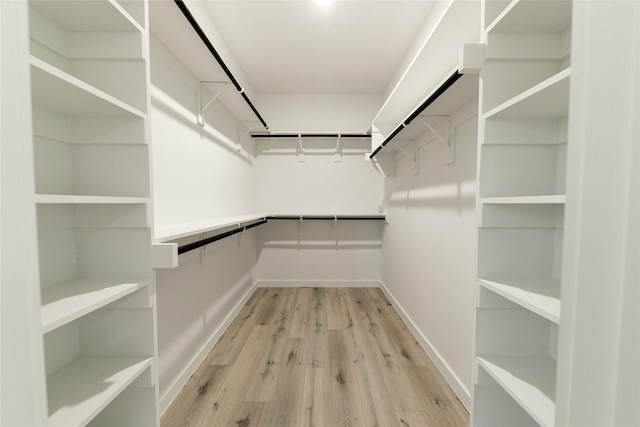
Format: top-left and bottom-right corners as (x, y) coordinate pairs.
(155, 213), (271, 242)
(47, 357), (152, 427)
(487, 0), (572, 34)
(30, 57), (145, 118)
(477, 355), (557, 427)
(479, 278), (561, 323)
(35, 194), (149, 205)
(30, 0), (142, 33)
(484, 68), (571, 119)
(481, 195), (566, 205)
(41, 278), (150, 334)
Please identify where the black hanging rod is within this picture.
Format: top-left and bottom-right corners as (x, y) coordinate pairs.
(370, 71), (463, 159)
(251, 133), (371, 139)
(173, 0), (269, 130)
(269, 215), (386, 221)
(178, 219), (268, 255)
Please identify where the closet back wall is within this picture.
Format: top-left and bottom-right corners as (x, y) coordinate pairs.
(150, 37), (258, 412)
(254, 139), (385, 285)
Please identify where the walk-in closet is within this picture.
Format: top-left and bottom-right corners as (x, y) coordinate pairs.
(1, 0), (637, 426)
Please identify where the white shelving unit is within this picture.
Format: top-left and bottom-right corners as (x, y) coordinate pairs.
(28, 0), (159, 425)
(472, 0), (572, 425)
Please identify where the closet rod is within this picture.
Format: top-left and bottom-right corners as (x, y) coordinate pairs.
(173, 0), (269, 130)
(370, 71), (463, 159)
(178, 219), (268, 255)
(269, 215), (386, 221)
(251, 133), (371, 139)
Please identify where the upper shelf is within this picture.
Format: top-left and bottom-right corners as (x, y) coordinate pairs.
(487, 0), (572, 34)
(30, 56), (146, 119)
(155, 214), (271, 242)
(30, 0), (143, 33)
(371, 0), (481, 129)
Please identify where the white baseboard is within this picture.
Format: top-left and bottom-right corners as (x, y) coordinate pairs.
(159, 281), (259, 415)
(379, 281), (471, 411)
(254, 280), (381, 288)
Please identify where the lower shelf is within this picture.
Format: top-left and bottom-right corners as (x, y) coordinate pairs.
(47, 356), (153, 427)
(41, 278), (150, 334)
(477, 355), (556, 427)
(478, 278), (560, 323)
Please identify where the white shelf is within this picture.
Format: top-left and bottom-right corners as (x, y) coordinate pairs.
(30, 0), (142, 33)
(487, 0), (572, 34)
(271, 213), (387, 220)
(484, 68), (571, 119)
(481, 195), (566, 205)
(41, 278), (150, 334)
(477, 355), (556, 427)
(35, 194), (149, 205)
(47, 357), (152, 427)
(30, 57), (145, 119)
(155, 213), (271, 242)
(479, 278), (561, 323)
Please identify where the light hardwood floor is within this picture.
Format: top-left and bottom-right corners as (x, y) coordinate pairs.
(161, 287), (469, 426)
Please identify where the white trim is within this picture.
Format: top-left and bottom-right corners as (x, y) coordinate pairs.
(254, 280), (381, 288)
(158, 281), (259, 415)
(379, 280), (471, 410)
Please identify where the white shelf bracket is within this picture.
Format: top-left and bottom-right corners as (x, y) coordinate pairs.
(394, 140), (419, 175)
(298, 216), (306, 237)
(418, 116), (455, 165)
(197, 82), (231, 128)
(334, 134), (342, 163)
(199, 233), (206, 264)
(297, 134), (305, 162)
(330, 216), (338, 237)
(236, 126), (253, 153)
(237, 224), (245, 245)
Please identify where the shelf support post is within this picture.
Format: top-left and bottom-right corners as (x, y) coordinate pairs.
(297, 134), (305, 162)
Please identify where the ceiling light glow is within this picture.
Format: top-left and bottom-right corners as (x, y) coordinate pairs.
(315, 0), (332, 7)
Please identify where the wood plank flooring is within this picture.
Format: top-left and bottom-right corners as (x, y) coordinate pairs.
(161, 287), (469, 427)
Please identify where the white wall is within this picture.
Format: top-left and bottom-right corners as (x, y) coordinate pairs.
(256, 93), (381, 132)
(254, 138), (385, 284)
(380, 101), (478, 408)
(149, 37), (258, 412)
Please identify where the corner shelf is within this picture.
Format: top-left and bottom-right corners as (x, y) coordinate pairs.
(47, 357), (153, 427)
(477, 355), (556, 427)
(478, 278), (560, 323)
(41, 278), (151, 334)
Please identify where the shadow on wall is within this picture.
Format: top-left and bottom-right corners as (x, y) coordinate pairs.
(382, 113), (478, 215)
(151, 90), (255, 166)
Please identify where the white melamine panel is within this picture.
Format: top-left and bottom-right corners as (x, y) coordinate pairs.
(477, 356), (556, 426)
(30, 0), (142, 33)
(479, 278), (560, 323)
(86, 387), (157, 427)
(47, 357), (152, 427)
(480, 203), (564, 229)
(487, 0), (571, 33)
(30, 57), (145, 118)
(485, 69), (571, 119)
(32, 106), (146, 145)
(477, 228), (562, 279)
(475, 308), (553, 356)
(41, 278), (150, 333)
(479, 144), (566, 197)
(155, 213), (269, 242)
(34, 139), (150, 197)
(472, 385), (538, 426)
(80, 308), (155, 357)
(484, 116), (568, 145)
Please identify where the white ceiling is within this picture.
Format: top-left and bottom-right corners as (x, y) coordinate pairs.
(200, 1), (436, 95)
